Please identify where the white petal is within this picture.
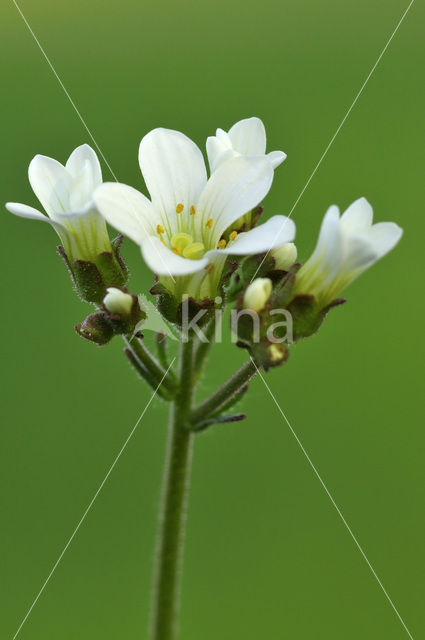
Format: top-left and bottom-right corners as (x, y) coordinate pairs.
(267, 150), (287, 169)
(139, 128), (207, 228)
(206, 133), (234, 173)
(343, 235), (378, 272)
(340, 197), (373, 233)
(5, 200), (77, 257)
(312, 205), (344, 283)
(367, 221), (403, 258)
(66, 144), (102, 185)
(228, 117), (267, 155)
(28, 154), (73, 218)
(197, 155), (274, 240)
(93, 182), (157, 244)
(5, 201), (67, 236)
(208, 215), (296, 258)
(141, 236), (208, 276)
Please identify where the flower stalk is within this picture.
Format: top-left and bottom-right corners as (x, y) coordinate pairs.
(150, 337), (195, 640)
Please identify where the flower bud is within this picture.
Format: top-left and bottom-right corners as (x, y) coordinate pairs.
(243, 278), (272, 312)
(271, 242), (297, 271)
(103, 287), (133, 315)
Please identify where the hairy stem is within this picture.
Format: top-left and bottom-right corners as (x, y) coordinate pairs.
(150, 338), (195, 640)
(191, 359), (257, 425)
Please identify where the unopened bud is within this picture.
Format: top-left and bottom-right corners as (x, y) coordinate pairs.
(103, 287), (133, 315)
(271, 242), (297, 271)
(243, 278), (272, 312)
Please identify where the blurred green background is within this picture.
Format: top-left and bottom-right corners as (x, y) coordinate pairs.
(1, 0), (423, 638)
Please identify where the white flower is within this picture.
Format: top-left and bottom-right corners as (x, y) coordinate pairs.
(6, 144), (110, 262)
(294, 198), (403, 306)
(243, 278), (273, 312)
(206, 117), (286, 173)
(103, 287), (133, 314)
(93, 128), (295, 300)
(271, 242), (297, 270)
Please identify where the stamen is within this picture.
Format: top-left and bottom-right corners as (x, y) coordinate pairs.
(157, 224), (165, 234)
(190, 205), (196, 215)
(217, 239), (227, 249)
(229, 231), (238, 241)
(176, 203), (184, 214)
(205, 218), (213, 229)
(172, 247), (182, 255)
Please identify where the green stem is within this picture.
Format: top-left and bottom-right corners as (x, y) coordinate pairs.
(125, 335), (176, 396)
(150, 337), (195, 640)
(191, 359), (257, 425)
(193, 317), (216, 379)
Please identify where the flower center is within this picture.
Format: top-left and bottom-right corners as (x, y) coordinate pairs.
(155, 203), (238, 260)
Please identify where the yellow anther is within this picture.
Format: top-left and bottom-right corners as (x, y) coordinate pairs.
(190, 205), (196, 215)
(157, 224), (164, 234)
(229, 231), (238, 242)
(217, 239), (227, 249)
(182, 242), (205, 260)
(205, 218), (213, 229)
(176, 203), (184, 214)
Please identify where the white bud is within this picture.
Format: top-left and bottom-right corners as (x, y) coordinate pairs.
(243, 278), (273, 312)
(271, 242), (297, 270)
(103, 287), (133, 315)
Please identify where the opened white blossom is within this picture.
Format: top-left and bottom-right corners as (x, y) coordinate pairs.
(103, 287), (133, 315)
(6, 144), (110, 262)
(243, 278), (273, 312)
(93, 128), (295, 300)
(271, 242), (298, 271)
(206, 117), (287, 173)
(293, 198), (403, 306)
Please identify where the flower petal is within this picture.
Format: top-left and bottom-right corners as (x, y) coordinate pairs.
(5, 201), (77, 255)
(66, 144), (103, 209)
(93, 182), (157, 244)
(267, 150), (287, 169)
(28, 154), (73, 218)
(197, 155), (274, 241)
(207, 215), (296, 258)
(340, 197), (373, 233)
(367, 221), (403, 259)
(206, 132), (234, 173)
(228, 117), (267, 155)
(139, 128), (207, 231)
(6, 201), (67, 235)
(141, 236), (208, 276)
(66, 144), (102, 185)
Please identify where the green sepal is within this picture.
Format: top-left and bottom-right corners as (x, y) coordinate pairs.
(247, 339), (290, 371)
(150, 281), (180, 324)
(57, 234), (129, 305)
(150, 281), (215, 327)
(287, 294), (346, 341)
(75, 312), (114, 345)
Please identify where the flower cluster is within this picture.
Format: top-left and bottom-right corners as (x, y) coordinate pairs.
(5, 116), (402, 362)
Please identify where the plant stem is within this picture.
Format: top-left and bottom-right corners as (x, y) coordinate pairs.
(191, 359), (257, 425)
(124, 335), (177, 396)
(150, 337), (195, 640)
